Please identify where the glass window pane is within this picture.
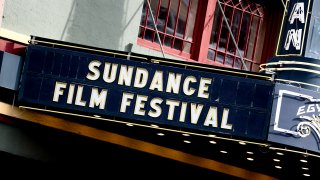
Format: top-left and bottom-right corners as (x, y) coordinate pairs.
(157, 0), (170, 32)
(208, 0), (265, 71)
(139, 0), (198, 55)
(309, 17), (320, 58)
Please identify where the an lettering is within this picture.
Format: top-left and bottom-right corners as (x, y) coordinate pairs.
(283, 2), (306, 51)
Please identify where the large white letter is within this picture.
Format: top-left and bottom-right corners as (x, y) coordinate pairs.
(307, 104), (315, 113)
(289, 2), (305, 24)
(297, 106), (305, 116)
(221, 108), (232, 130)
(183, 76), (196, 96)
(150, 71), (164, 91)
(118, 65), (134, 86)
(179, 102), (188, 122)
(204, 106), (218, 127)
(75, 85), (86, 106)
(166, 73), (182, 94)
(134, 95), (148, 116)
(86, 60), (101, 80)
(166, 99), (180, 120)
(89, 88), (108, 109)
(120, 93), (134, 113)
(67, 84), (75, 104)
(53, 81), (66, 102)
(148, 98), (163, 118)
(284, 29), (302, 50)
(190, 103), (203, 124)
(103, 63), (118, 83)
(198, 78), (212, 99)
(134, 68), (148, 88)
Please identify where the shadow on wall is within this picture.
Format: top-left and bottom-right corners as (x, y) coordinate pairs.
(60, 0), (143, 51)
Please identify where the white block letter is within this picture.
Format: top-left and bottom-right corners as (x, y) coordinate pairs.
(89, 88), (108, 109)
(134, 95), (148, 116)
(103, 63), (118, 83)
(183, 76), (196, 96)
(86, 61), (101, 80)
(150, 71), (164, 91)
(221, 108), (232, 130)
(53, 81), (66, 102)
(134, 68), (148, 88)
(75, 85), (86, 106)
(166, 73), (182, 94)
(149, 98), (163, 118)
(166, 99), (180, 120)
(284, 29), (302, 50)
(67, 84), (75, 104)
(204, 106), (218, 127)
(198, 78), (212, 99)
(190, 103), (203, 124)
(118, 65), (134, 86)
(289, 2), (305, 24)
(120, 93), (134, 113)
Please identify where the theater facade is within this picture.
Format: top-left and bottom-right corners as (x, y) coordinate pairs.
(0, 0), (320, 179)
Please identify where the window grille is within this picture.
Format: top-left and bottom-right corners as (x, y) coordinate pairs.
(139, 0), (199, 57)
(138, 0), (272, 72)
(208, 0), (265, 71)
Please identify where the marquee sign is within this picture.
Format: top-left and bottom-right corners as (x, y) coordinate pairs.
(276, 0), (313, 56)
(18, 45), (273, 140)
(269, 83), (320, 152)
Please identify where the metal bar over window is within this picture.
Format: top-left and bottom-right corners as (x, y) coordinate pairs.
(171, 0), (181, 48)
(146, 0), (166, 58)
(208, 0), (264, 71)
(139, 0), (198, 57)
(217, 0), (248, 70)
(151, 0), (162, 42)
